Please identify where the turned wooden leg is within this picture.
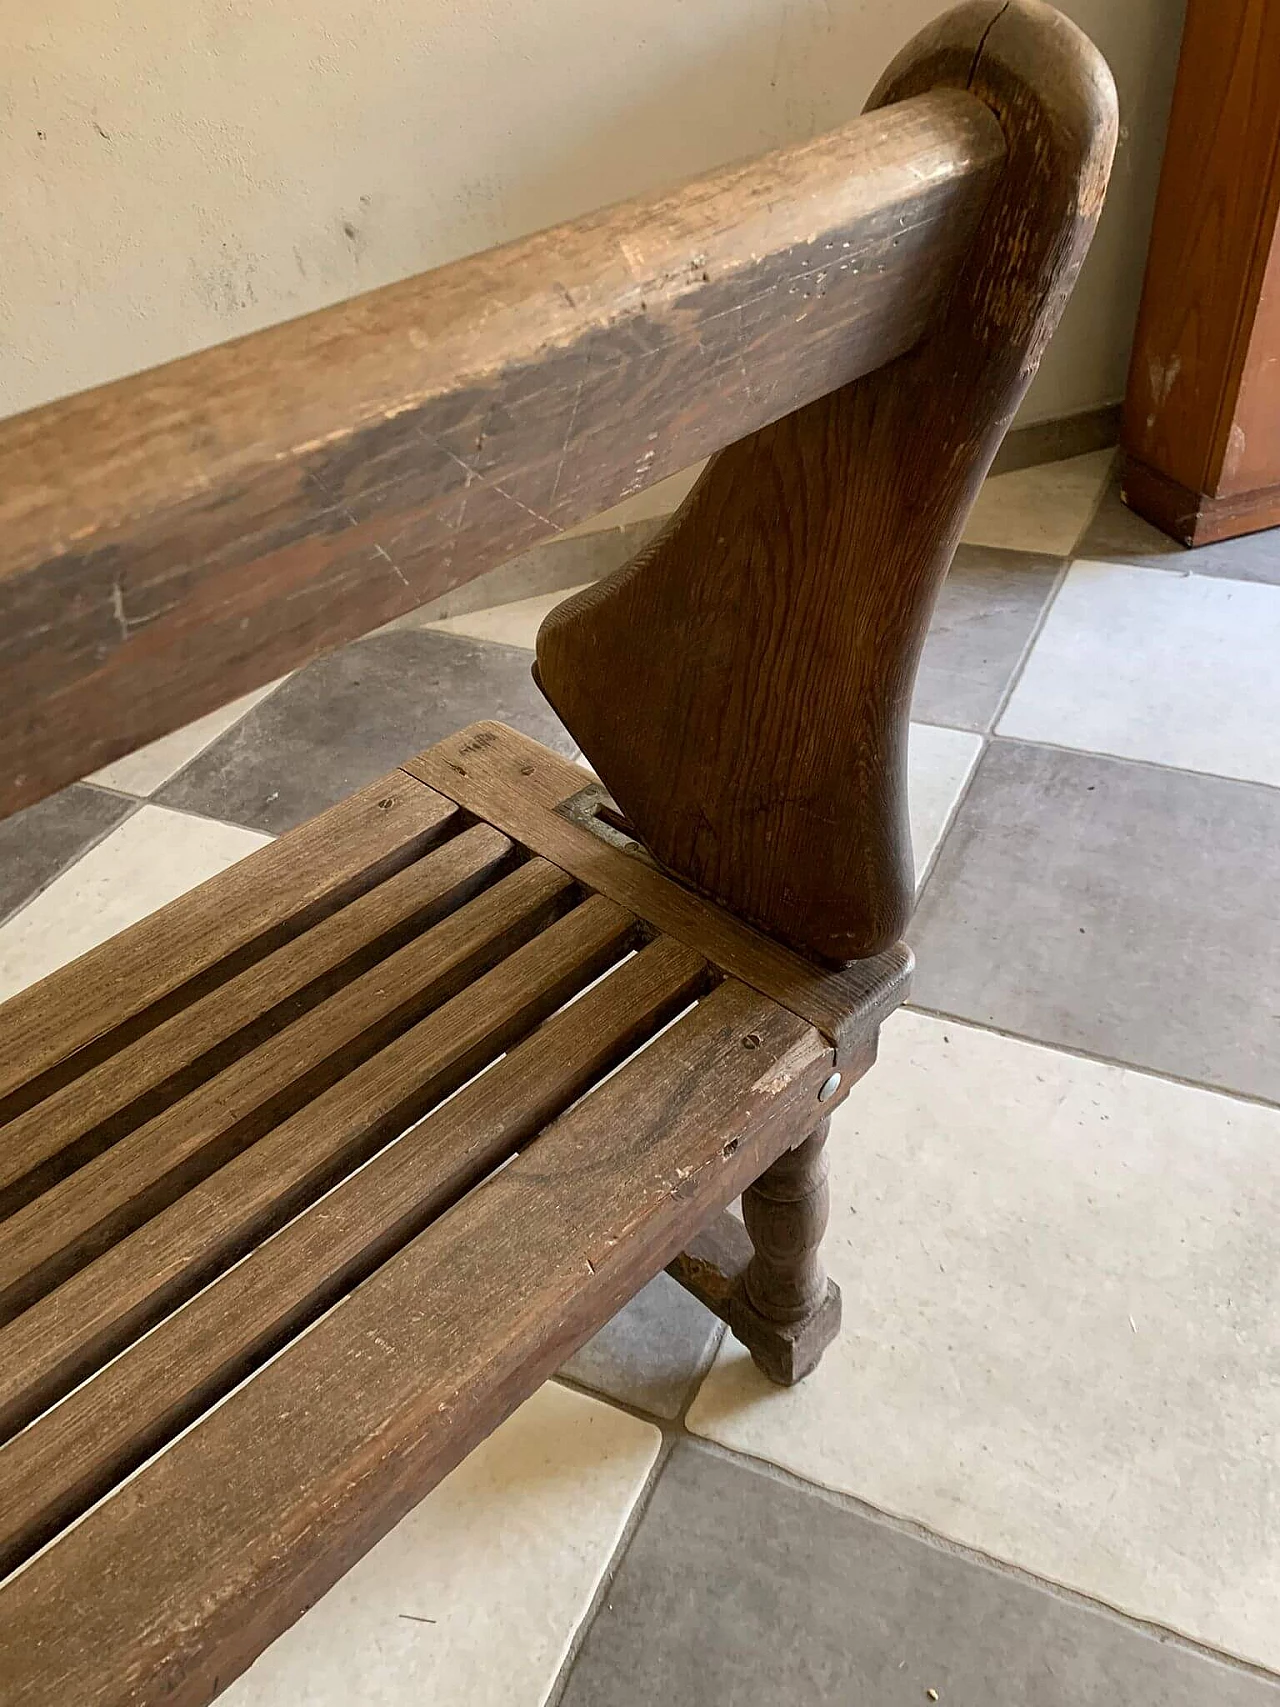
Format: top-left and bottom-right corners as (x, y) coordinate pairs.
(742, 1120), (832, 1323)
(667, 1121), (842, 1385)
(667, 1104), (853, 1386)
(729, 1120), (842, 1385)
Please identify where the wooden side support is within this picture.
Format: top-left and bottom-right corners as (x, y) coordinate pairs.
(536, 0), (1118, 963)
(668, 1122), (841, 1387)
(0, 88), (1005, 821)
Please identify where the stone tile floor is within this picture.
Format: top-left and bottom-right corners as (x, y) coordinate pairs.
(2, 449), (1278, 1704)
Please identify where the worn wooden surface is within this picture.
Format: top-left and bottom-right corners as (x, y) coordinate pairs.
(1, 979), (834, 1707)
(0, 771), (458, 1113)
(0, 821), (515, 1220)
(0, 92), (1005, 818)
(0, 858), (580, 1324)
(1121, 454), (1280, 549)
(537, 0), (1117, 961)
(742, 1121), (834, 1327)
(0, 8), (1120, 1693)
(403, 723), (912, 1064)
(0, 933), (708, 1574)
(1122, 0), (1280, 539)
(668, 1114), (850, 1385)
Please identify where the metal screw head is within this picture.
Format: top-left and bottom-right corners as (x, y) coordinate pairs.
(817, 1071), (842, 1103)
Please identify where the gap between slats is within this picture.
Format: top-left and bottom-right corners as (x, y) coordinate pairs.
(0, 819), (520, 1221)
(0, 777), (462, 1124)
(0, 856), (585, 1323)
(0, 933), (714, 1578)
(0, 887), (662, 1439)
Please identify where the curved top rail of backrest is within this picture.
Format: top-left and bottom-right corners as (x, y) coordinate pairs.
(536, 0), (1118, 963)
(0, 87), (1005, 819)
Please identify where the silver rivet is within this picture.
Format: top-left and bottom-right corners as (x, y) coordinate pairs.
(818, 1071), (842, 1102)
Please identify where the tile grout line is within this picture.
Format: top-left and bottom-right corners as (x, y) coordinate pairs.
(122, 672), (296, 818)
(543, 1317), (730, 1705)
(986, 550), (1074, 735)
(0, 795), (146, 932)
(541, 1425), (678, 1707)
(552, 1310), (1280, 1696)
(1, 677), (295, 934)
(983, 728), (1280, 798)
(902, 996), (1280, 1113)
(677, 1434), (1280, 1687)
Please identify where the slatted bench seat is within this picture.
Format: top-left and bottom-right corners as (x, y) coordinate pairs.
(0, 3), (1114, 1701)
(0, 724), (909, 1703)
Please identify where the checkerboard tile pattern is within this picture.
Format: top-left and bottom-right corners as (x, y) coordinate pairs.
(4, 453), (1278, 1704)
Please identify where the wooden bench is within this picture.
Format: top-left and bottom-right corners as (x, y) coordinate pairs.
(0, 4), (1115, 1701)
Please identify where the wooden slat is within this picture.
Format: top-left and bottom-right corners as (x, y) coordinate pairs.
(0, 979), (832, 1707)
(0, 858), (578, 1324)
(0, 821), (514, 1219)
(0, 892), (638, 1441)
(0, 91), (1006, 817)
(0, 771), (458, 1111)
(402, 723), (913, 1060)
(0, 934), (706, 1577)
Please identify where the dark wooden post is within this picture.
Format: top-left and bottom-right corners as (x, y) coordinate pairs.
(536, 1), (1118, 966)
(734, 1121), (842, 1384)
(741, 1121), (833, 1326)
(601, 1), (1117, 1379)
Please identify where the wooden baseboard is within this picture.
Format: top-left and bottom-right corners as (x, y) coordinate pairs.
(988, 401), (1121, 476)
(1121, 454), (1280, 546)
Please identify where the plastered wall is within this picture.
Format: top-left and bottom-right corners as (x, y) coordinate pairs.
(3, 0), (1185, 427)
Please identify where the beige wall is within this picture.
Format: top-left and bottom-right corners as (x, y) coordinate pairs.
(4, 0), (1185, 428)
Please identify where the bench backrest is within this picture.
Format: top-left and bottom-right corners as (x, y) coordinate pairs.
(0, 0), (1115, 960)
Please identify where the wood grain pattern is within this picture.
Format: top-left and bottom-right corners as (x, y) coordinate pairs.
(0, 981), (833, 1707)
(0, 822), (515, 1220)
(402, 723), (912, 1063)
(741, 1120), (833, 1326)
(0, 858), (578, 1325)
(1121, 0), (1280, 502)
(0, 930), (702, 1572)
(0, 892), (643, 1443)
(0, 93), (1005, 818)
(536, 0), (1117, 961)
(0, 771), (458, 1113)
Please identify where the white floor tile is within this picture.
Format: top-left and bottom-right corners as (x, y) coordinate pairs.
(566, 724), (975, 886)
(962, 449), (1113, 557)
(88, 681), (284, 796)
(686, 1010), (1280, 1670)
(221, 1383), (660, 1706)
(908, 723), (982, 883)
(0, 805), (270, 1001)
(427, 585), (593, 650)
(999, 561), (1280, 786)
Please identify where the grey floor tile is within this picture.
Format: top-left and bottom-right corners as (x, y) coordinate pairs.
(908, 740), (1280, 1101)
(0, 783), (134, 924)
(558, 1274), (721, 1419)
(1080, 475), (1280, 584)
(392, 518), (665, 626)
(912, 545), (1061, 731)
(156, 628), (575, 834)
(559, 1443), (1275, 1707)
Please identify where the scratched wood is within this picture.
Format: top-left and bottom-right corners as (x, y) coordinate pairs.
(0, 9), (1118, 1702)
(537, 0), (1118, 959)
(0, 981), (834, 1707)
(0, 91), (1004, 817)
